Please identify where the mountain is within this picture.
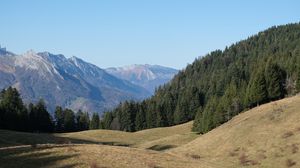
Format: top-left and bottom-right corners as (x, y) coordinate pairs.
(0, 50), (150, 114)
(100, 23), (300, 132)
(105, 64), (178, 93)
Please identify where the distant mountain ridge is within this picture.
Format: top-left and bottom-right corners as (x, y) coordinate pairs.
(106, 64), (178, 93)
(0, 49), (150, 114)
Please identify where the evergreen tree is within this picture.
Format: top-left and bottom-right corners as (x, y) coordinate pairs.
(54, 106), (64, 132)
(192, 107), (203, 132)
(64, 109), (76, 132)
(76, 110), (90, 131)
(173, 95), (189, 124)
(102, 112), (113, 129)
(265, 61), (285, 100)
(145, 100), (157, 128)
(90, 113), (100, 129)
(30, 99), (53, 132)
(134, 102), (146, 131)
(247, 69), (268, 107)
(0, 87), (28, 131)
(117, 101), (137, 131)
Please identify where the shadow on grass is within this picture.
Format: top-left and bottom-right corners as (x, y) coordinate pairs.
(0, 129), (132, 148)
(147, 144), (177, 151)
(0, 145), (81, 168)
(0, 130), (134, 168)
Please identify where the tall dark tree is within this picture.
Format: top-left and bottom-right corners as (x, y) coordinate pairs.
(247, 69), (268, 107)
(0, 87), (28, 131)
(102, 112), (113, 129)
(265, 61), (285, 100)
(64, 109), (76, 132)
(29, 99), (53, 132)
(76, 110), (90, 131)
(192, 107), (203, 132)
(54, 106), (64, 132)
(90, 113), (100, 129)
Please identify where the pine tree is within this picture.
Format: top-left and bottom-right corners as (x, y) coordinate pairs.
(102, 112), (113, 129)
(247, 68), (268, 107)
(192, 107), (203, 132)
(265, 62), (284, 100)
(145, 100), (157, 128)
(31, 99), (53, 132)
(173, 96), (189, 124)
(54, 106), (64, 132)
(134, 102), (146, 131)
(0, 87), (28, 131)
(64, 109), (76, 132)
(90, 113), (100, 129)
(76, 110), (90, 131)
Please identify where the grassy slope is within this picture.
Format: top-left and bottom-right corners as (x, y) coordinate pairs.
(58, 121), (198, 149)
(0, 122), (203, 168)
(169, 95), (300, 167)
(1, 95), (300, 167)
(0, 121), (198, 150)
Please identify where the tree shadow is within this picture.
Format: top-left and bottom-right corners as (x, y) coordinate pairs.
(147, 144), (177, 151)
(0, 145), (81, 168)
(0, 130), (132, 148)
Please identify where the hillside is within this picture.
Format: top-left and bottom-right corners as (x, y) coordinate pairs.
(100, 23), (300, 133)
(106, 64), (178, 93)
(1, 95), (300, 167)
(0, 50), (150, 114)
(170, 94), (300, 167)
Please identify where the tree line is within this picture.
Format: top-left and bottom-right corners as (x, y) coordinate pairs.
(99, 23), (300, 133)
(0, 87), (101, 133)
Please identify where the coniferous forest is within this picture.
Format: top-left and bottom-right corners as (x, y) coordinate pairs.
(100, 23), (300, 133)
(0, 87), (93, 133)
(1, 23), (300, 134)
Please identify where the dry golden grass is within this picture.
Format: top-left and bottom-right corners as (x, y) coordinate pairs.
(169, 95), (300, 167)
(56, 121), (197, 150)
(0, 144), (208, 168)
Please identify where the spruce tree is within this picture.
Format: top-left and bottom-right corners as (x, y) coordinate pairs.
(0, 87), (28, 131)
(64, 109), (76, 132)
(76, 110), (90, 131)
(135, 104), (146, 131)
(102, 112), (113, 129)
(192, 107), (203, 133)
(90, 113), (100, 129)
(265, 62), (284, 100)
(54, 106), (64, 132)
(33, 99), (53, 132)
(247, 69), (268, 106)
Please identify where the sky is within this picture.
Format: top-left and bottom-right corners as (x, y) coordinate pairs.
(0, 0), (299, 69)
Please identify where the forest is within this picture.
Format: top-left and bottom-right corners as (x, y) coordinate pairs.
(0, 87), (98, 133)
(100, 23), (300, 133)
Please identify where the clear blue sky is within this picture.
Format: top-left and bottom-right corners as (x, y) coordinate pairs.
(0, 0), (299, 69)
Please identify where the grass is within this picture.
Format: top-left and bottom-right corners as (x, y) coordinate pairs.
(169, 95), (300, 167)
(1, 95), (300, 167)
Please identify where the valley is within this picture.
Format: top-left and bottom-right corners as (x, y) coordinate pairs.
(1, 95), (300, 168)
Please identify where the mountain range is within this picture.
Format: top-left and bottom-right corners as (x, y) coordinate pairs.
(0, 48), (177, 114)
(106, 64), (178, 93)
